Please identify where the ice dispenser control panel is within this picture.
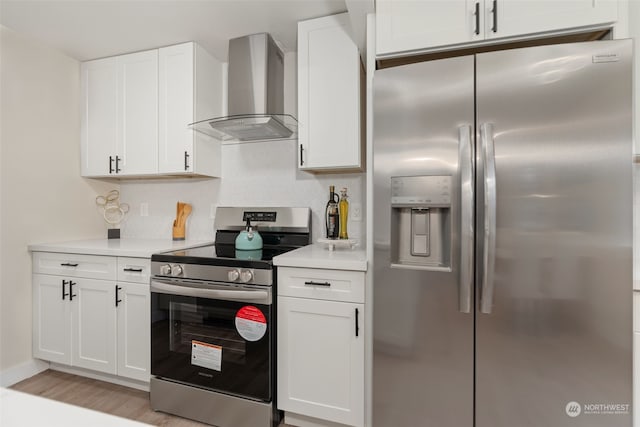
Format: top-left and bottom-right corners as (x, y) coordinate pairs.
(390, 176), (452, 271)
(391, 176), (451, 206)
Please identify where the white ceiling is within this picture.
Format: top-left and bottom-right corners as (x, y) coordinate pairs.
(0, 0), (349, 61)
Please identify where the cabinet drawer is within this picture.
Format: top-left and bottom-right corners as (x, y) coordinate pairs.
(117, 257), (151, 284)
(278, 267), (364, 303)
(32, 252), (117, 280)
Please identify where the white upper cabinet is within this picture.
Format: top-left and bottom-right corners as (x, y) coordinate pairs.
(376, 0), (618, 56)
(81, 57), (118, 177)
(159, 42), (223, 177)
(81, 50), (158, 177)
(117, 50), (159, 176)
(81, 42), (223, 179)
(490, 0), (617, 40)
(298, 13), (364, 172)
(377, 0), (482, 55)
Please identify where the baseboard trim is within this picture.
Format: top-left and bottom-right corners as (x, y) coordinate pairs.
(0, 359), (50, 387)
(50, 363), (150, 392)
(284, 412), (353, 427)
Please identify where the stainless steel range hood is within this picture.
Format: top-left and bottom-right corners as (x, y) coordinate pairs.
(189, 33), (297, 142)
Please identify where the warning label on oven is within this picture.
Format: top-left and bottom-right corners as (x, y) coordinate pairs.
(191, 340), (222, 371)
(235, 305), (267, 342)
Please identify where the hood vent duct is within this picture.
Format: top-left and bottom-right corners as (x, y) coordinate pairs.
(189, 33), (297, 142)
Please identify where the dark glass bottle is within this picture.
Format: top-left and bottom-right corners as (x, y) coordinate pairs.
(325, 185), (340, 239)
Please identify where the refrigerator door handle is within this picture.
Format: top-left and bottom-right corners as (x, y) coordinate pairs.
(480, 123), (497, 314)
(458, 125), (474, 313)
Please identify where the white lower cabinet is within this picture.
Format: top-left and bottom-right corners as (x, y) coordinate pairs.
(116, 282), (150, 382)
(278, 297), (364, 427)
(277, 266), (365, 427)
(72, 278), (117, 373)
(33, 274), (117, 374)
(32, 253), (150, 382)
(33, 274), (72, 365)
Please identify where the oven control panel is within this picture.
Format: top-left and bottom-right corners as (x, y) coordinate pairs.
(151, 262), (272, 286)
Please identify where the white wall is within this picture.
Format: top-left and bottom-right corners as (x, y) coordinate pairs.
(0, 26), (115, 378)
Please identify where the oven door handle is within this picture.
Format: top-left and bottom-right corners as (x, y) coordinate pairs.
(151, 280), (270, 303)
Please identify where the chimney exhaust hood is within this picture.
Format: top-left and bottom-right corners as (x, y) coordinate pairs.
(189, 33), (297, 142)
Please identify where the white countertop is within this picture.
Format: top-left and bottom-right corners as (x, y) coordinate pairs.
(273, 243), (367, 271)
(28, 238), (213, 258)
(0, 388), (151, 426)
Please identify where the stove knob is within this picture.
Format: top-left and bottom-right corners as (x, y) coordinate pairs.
(160, 264), (172, 275)
(228, 269), (240, 282)
(171, 265), (183, 277)
(240, 269), (253, 283)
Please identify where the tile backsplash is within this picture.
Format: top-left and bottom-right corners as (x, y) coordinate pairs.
(119, 139), (365, 243)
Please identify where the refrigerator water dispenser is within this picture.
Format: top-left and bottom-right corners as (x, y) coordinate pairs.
(390, 175), (451, 271)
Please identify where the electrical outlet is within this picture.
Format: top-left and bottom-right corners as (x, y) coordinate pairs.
(351, 203), (362, 221)
(140, 203), (149, 217)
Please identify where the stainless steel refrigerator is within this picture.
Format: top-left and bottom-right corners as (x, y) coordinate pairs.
(372, 40), (632, 427)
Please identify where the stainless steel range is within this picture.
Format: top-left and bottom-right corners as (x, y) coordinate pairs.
(149, 207), (311, 427)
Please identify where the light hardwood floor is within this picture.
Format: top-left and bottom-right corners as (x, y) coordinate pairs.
(10, 370), (289, 426)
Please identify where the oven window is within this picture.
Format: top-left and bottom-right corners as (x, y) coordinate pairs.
(151, 292), (271, 401)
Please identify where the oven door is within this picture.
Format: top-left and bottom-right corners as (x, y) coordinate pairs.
(151, 278), (272, 402)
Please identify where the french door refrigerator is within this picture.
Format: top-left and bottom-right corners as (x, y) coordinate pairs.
(372, 39), (632, 427)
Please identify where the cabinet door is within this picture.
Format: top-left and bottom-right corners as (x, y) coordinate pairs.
(117, 50), (158, 175)
(116, 282), (150, 382)
(376, 0), (481, 56)
(298, 14), (363, 171)
(71, 279), (117, 374)
(81, 57), (118, 177)
(277, 297), (364, 427)
(32, 274), (71, 364)
(487, 0), (617, 40)
(158, 43), (194, 174)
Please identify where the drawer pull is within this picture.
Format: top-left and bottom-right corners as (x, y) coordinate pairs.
(355, 307), (359, 337)
(60, 263), (79, 267)
(304, 281), (331, 287)
(123, 267), (143, 272)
